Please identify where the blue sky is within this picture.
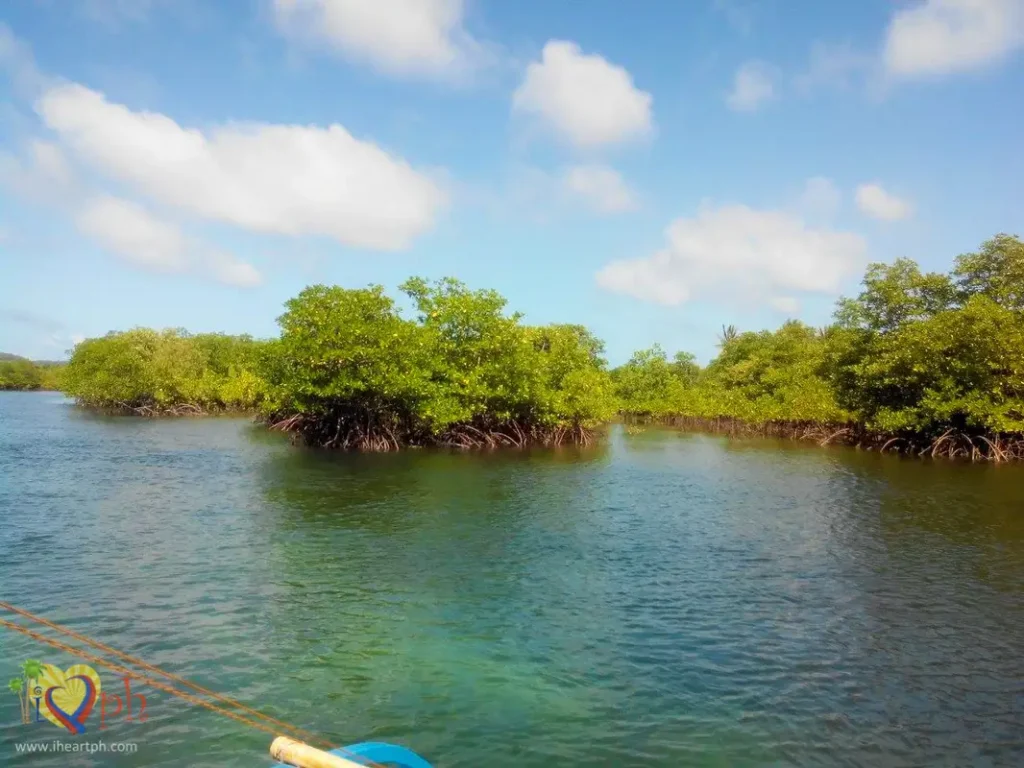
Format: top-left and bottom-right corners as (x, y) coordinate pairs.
(1, 0), (1022, 364)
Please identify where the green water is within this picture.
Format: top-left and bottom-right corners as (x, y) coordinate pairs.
(1, 392), (1023, 767)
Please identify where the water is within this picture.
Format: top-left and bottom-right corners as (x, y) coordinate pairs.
(1, 391), (1022, 767)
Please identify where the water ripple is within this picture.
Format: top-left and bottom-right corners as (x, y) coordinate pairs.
(1, 394), (1023, 766)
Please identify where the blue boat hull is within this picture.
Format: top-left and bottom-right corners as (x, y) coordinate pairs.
(271, 741), (433, 768)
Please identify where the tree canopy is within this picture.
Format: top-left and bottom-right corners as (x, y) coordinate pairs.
(612, 234), (1024, 457)
(0, 355), (64, 391)
(56, 234), (1024, 457)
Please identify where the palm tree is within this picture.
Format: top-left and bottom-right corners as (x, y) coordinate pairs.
(22, 660), (42, 683)
(21, 660), (42, 721)
(718, 324), (738, 347)
(9, 677), (26, 724)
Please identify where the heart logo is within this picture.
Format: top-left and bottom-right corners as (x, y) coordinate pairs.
(32, 663), (102, 734)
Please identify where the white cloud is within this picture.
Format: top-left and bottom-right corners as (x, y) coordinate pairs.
(76, 196), (188, 272)
(561, 164), (638, 213)
(37, 83), (446, 251)
(726, 61), (777, 111)
(205, 250), (263, 288)
(855, 183), (913, 220)
(75, 195), (262, 286)
(883, 0), (1024, 77)
(596, 204), (867, 307)
(273, 0), (486, 80)
(798, 176), (842, 220)
(0, 140), (77, 207)
(770, 296), (801, 314)
(0, 22), (47, 96)
(512, 40), (653, 148)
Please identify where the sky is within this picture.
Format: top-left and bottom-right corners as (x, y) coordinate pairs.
(0, 0), (1022, 365)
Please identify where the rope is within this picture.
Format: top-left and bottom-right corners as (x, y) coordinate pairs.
(0, 609), (388, 767)
(0, 601), (327, 748)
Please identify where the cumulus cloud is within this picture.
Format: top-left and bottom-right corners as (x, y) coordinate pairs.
(512, 40), (653, 148)
(883, 0), (1024, 77)
(75, 195), (262, 286)
(0, 137), (263, 287)
(36, 83), (446, 250)
(273, 0), (487, 80)
(595, 203), (867, 308)
(726, 61), (777, 111)
(855, 183), (913, 220)
(561, 164), (638, 213)
(76, 196), (189, 272)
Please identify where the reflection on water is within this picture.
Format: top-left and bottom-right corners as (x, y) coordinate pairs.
(1, 392), (1023, 767)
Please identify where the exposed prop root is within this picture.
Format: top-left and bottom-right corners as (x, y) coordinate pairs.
(79, 400), (241, 417)
(653, 415), (1024, 463)
(258, 411), (598, 454)
(439, 422), (595, 450)
(263, 410), (598, 452)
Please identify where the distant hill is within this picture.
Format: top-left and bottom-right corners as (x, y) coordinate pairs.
(0, 352), (64, 365)
(0, 354), (66, 391)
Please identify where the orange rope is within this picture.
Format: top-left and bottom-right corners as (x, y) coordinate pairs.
(0, 601), (326, 748)
(0, 611), (386, 767)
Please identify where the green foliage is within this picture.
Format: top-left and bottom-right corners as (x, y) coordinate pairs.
(828, 294), (1024, 435)
(62, 277), (616, 445)
(266, 283), (434, 430)
(609, 345), (693, 418)
(953, 233), (1024, 310)
(62, 328), (268, 410)
(824, 235), (1024, 436)
(612, 325), (846, 425)
(697, 321), (848, 423)
(0, 356), (64, 391)
(525, 324), (616, 427)
(266, 279), (616, 442)
(52, 233), (1024, 449)
(615, 234), (1024, 441)
(0, 358), (43, 390)
(833, 259), (957, 332)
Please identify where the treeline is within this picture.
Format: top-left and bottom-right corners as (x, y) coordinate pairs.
(61, 330), (267, 414)
(615, 234), (1024, 460)
(62, 278), (615, 448)
(60, 234), (1024, 458)
(0, 355), (64, 391)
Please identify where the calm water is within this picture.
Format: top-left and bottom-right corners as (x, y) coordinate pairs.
(1, 392), (1022, 767)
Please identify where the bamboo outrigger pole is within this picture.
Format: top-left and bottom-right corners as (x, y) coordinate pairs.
(270, 737), (369, 768)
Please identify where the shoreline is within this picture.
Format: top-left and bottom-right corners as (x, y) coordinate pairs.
(40, 395), (1024, 462)
(631, 415), (1024, 463)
